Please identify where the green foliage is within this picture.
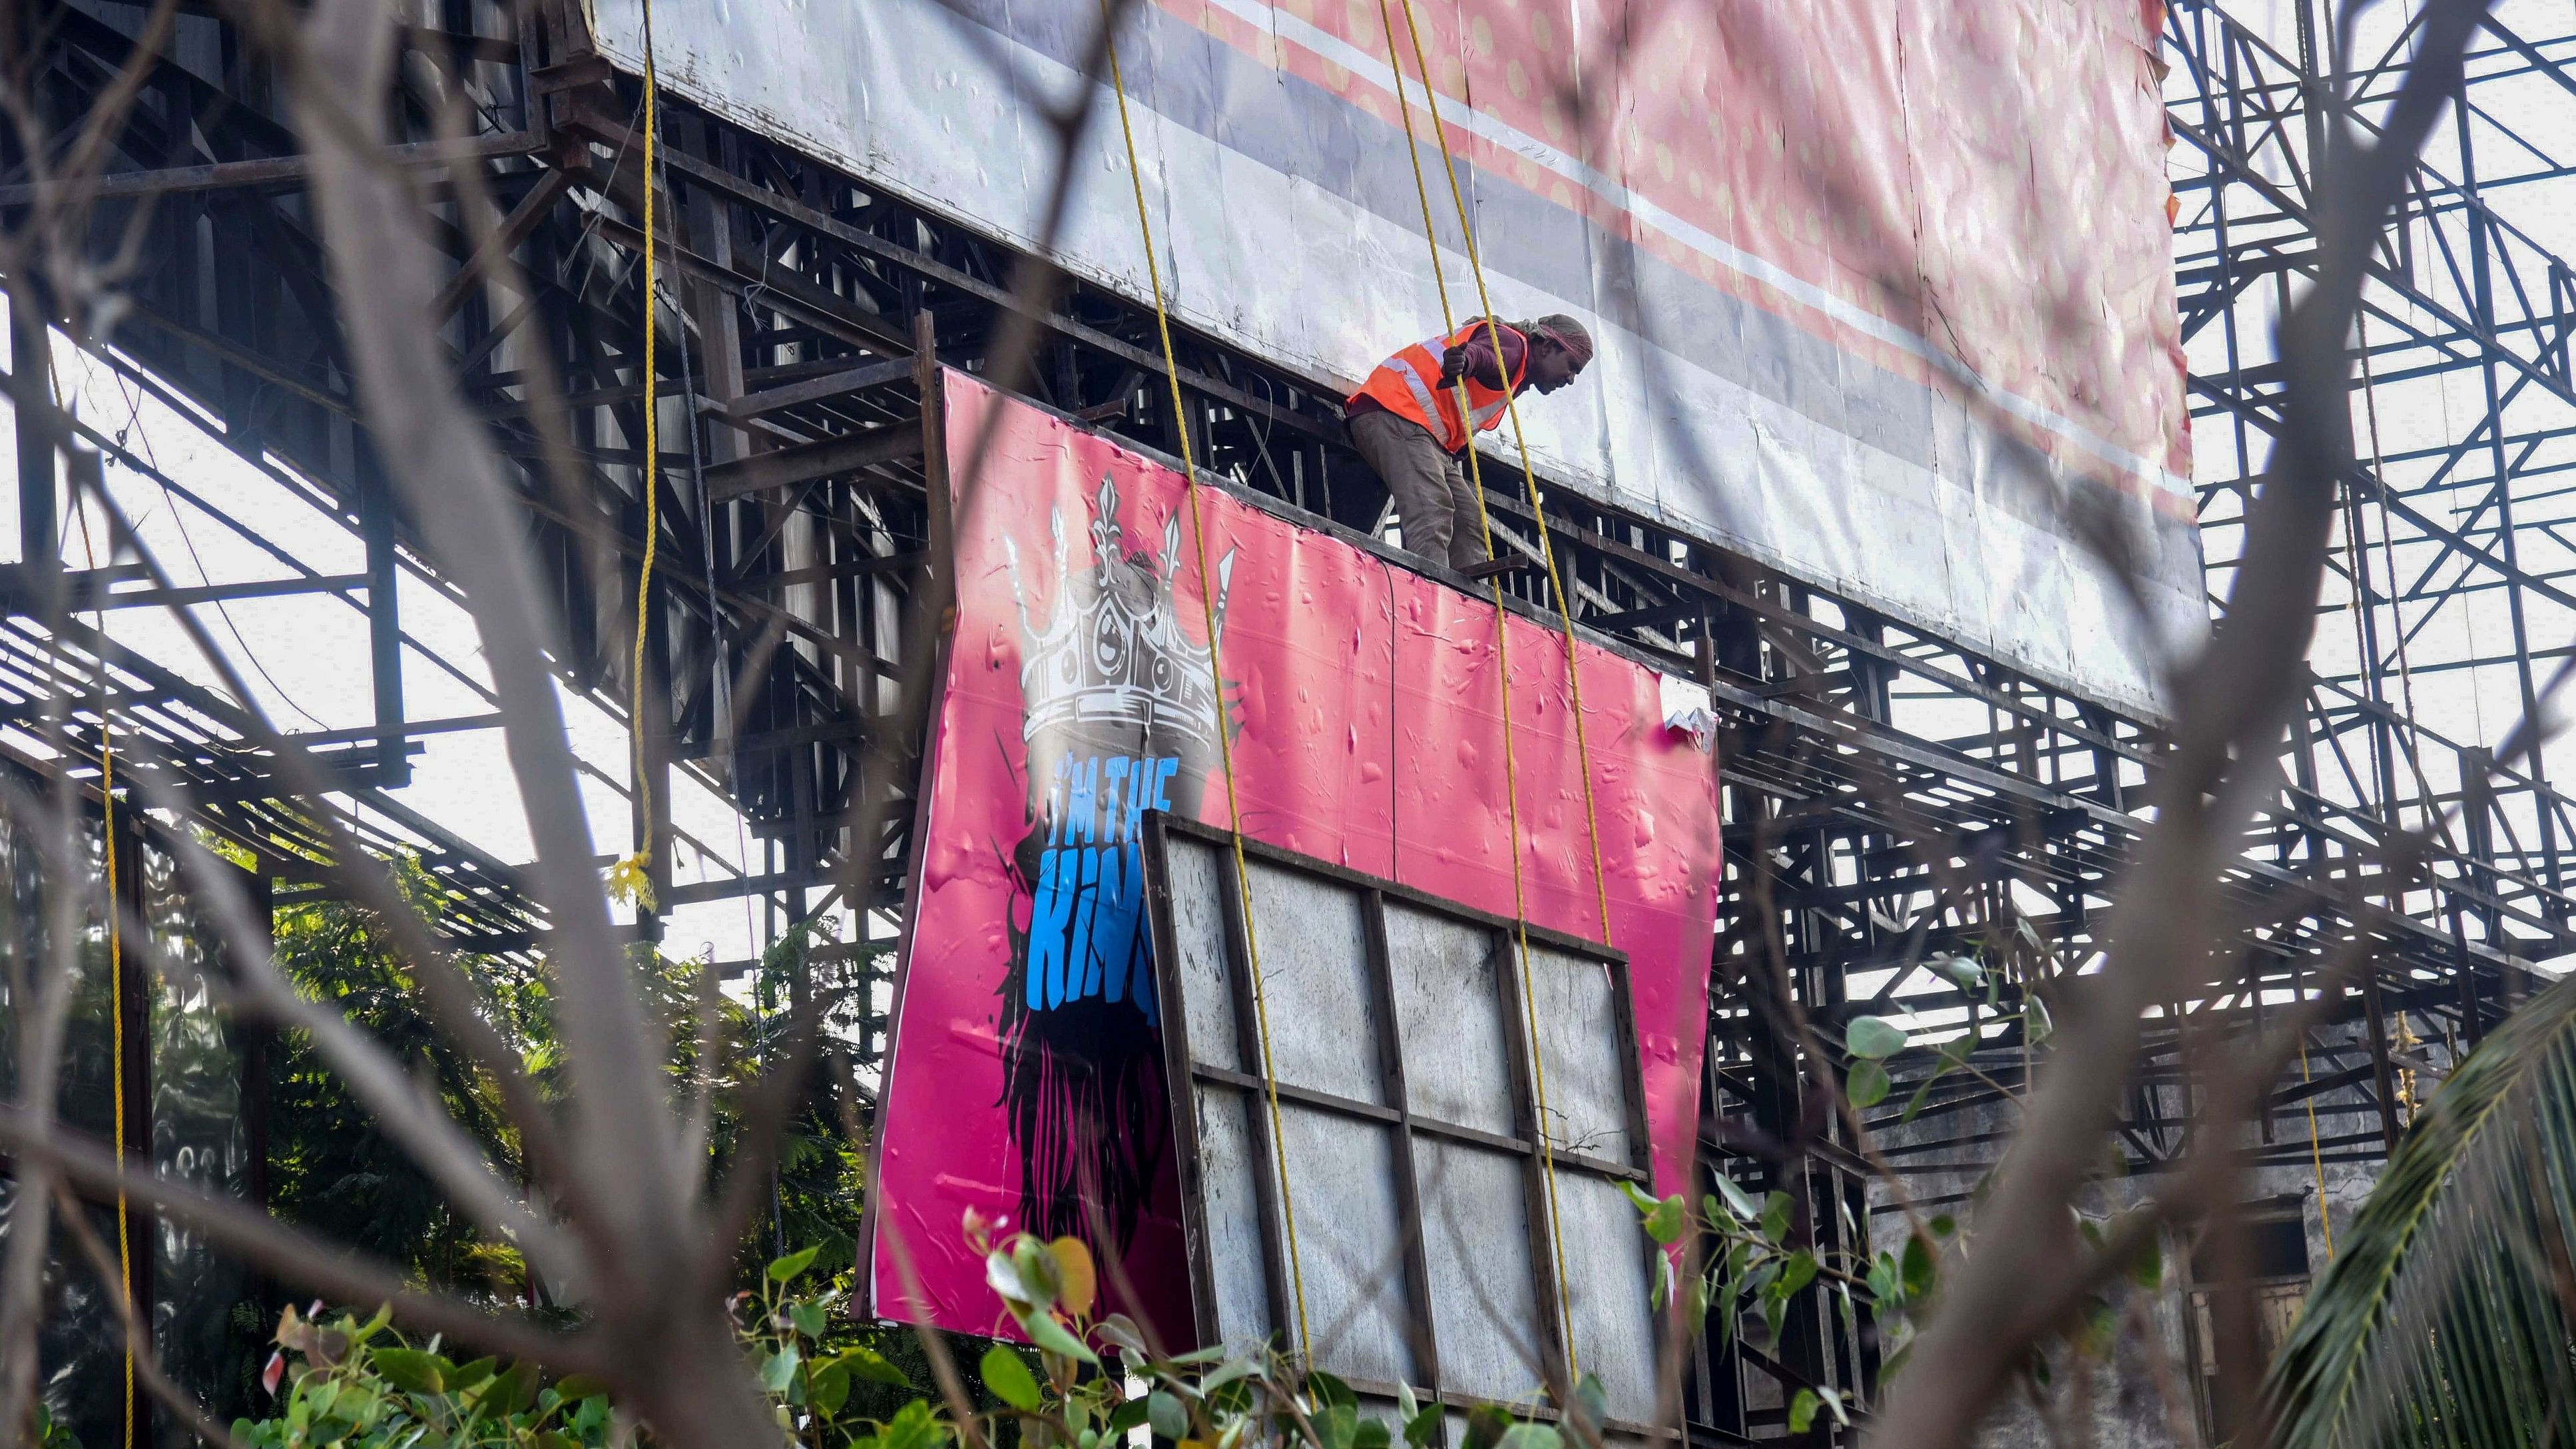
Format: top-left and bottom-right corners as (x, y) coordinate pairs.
(265, 870), (537, 1293)
(2265, 971), (2576, 1449)
(230, 1302), (610, 1448)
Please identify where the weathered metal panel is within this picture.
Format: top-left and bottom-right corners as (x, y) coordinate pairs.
(1385, 902), (1513, 1137)
(1192, 1082), (1280, 1352)
(590, 0), (2198, 718)
(1168, 836), (1244, 1073)
(1552, 1173), (1664, 1422)
(1242, 859), (1386, 1105)
(1275, 1101), (1420, 1386)
(1525, 946), (1635, 1167)
(1415, 1137), (1548, 1402)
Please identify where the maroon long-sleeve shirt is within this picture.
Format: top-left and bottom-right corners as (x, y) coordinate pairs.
(1347, 321), (1528, 450)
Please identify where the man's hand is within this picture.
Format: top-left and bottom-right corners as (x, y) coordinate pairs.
(1438, 343), (1469, 388)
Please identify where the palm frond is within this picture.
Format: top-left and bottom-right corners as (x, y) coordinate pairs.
(2266, 974), (2576, 1448)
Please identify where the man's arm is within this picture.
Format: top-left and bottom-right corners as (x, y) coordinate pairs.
(1438, 320), (1527, 390)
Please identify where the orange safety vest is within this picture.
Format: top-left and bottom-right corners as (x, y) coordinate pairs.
(1351, 320), (1529, 453)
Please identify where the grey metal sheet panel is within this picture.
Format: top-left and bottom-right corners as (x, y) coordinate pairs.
(1192, 1081), (1279, 1354)
(1167, 835), (1244, 1073)
(1524, 947), (1635, 1167)
(1415, 1137), (1548, 1403)
(1240, 858), (1385, 1106)
(1276, 1101), (1418, 1386)
(1550, 1173), (1663, 1424)
(1384, 902), (1513, 1137)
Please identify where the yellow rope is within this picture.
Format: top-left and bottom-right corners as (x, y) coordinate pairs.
(625, 1), (662, 895)
(1392, 0), (1612, 947)
(2300, 1037), (2336, 1260)
(1376, 0), (1590, 1382)
(67, 436), (135, 1446)
(1099, 1), (1313, 1358)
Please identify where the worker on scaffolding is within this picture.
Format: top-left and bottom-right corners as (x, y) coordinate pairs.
(1347, 314), (1594, 575)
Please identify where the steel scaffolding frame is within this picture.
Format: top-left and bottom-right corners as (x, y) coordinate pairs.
(5, 0), (2575, 1440)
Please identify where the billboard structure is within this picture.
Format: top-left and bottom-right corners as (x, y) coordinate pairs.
(594, 0), (2194, 717)
(864, 374), (1719, 1342)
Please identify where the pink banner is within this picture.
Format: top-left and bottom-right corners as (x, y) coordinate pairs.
(868, 374), (1721, 1342)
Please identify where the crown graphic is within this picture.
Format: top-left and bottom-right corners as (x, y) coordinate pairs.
(1003, 473), (1236, 756)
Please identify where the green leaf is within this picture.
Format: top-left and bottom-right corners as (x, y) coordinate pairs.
(1462, 1404), (1513, 1449)
(1309, 1369), (1358, 1411)
(1352, 1418), (1392, 1449)
(1776, 1250), (1819, 1299)
(811, 1359), (852, 1418)
(1928, 954), (1985, 989)
(1900, 1073), (1941, 1123)
(1404, 1405), (1441, 1448)
(1198, 1357), (1257, 1394)
(553, 1374), (609, 1402)
(767, 1245), (821, 1283)
(1494, 1426), (1559, 1449)
(1846, 1059), (1890, 1109)
(448, 1357), (497, 1392)
(1318, 1403), (1359, 1449)
(1902, 1233), (1937, 1299)
(1866, 1251), (1901, 1303)
(1022, 1308), (1100, 1366)
(980, 1344), (1043, 1412)
(1844, 1015), (1910, 1059)
(1788, 1389), (1820, 1435)
(844, 1346), (911, 1387)
(789, 1300), (829, 1339)
(2024, 997), (2054, 1047)
(1012, 1238), (1063, 1310)
(1711, 1175), (1760, 1222)
(368, 1347), (443, 1396)
(1093, 1314), (1150, 1359)
(2264, 972), (2576, 1449)
(1760, 1191), (1794, 1243)
(1569, 1374), (1609, 1438)
(1929, 1213), (1957, 1238)
(1396, 1382), (1420, 1422)
(1108, 1399), (1152, 1434)
(761, 1346), (802, 1394)
(879, 1399), (949, 1449)
(1642, 1193), (1686, 1245)
(1149, 1390), (1189, 1440)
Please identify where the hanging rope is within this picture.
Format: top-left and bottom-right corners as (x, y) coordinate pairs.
(1098, 0), (1314, 1358)
(1391, 0), (1612, 948)
(616, 0), (664, 906)
(65, 427), (136, 1447)
(1375, 0), (1600, 1381)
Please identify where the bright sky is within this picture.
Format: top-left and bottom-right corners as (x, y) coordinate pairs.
(0, 295), (823, 970)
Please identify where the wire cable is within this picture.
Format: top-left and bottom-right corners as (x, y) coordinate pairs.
(1099, 0), (1314, 1358)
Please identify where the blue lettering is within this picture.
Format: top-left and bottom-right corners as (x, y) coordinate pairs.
(1102, 757), (1132, 845)
(1093, 845), (1137, 1005)
(1065, 758), (1099, 845)
(1065, 846), (1099, 1005)
(1027, 848), (1075, 1010)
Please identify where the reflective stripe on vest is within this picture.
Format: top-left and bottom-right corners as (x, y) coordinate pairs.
(1350, 322), (1528, 452)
